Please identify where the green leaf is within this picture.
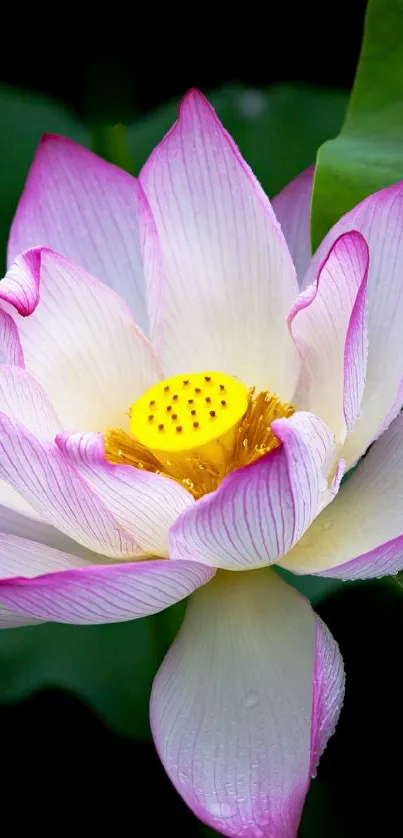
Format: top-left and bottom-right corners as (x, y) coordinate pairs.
(311, 0), (403, 250)
(89, 122), (134, 173)
(0, 600), (185, 740)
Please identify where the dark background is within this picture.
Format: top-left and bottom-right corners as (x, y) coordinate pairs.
(0, 5), (366, 122)
(3, 3), (400, 836)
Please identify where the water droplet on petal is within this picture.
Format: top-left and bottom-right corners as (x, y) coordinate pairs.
(207, 802), (233, 819)
(242, 690), (260, 709)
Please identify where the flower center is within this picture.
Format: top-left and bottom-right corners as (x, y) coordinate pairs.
(105, 371), (295, 499)
(130, 371), (249, 468)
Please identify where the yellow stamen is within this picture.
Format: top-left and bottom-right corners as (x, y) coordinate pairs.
(105, 372), (295, 499)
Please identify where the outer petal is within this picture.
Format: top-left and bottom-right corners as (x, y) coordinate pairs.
(1, 249), (161, 431)
(0, 412), (143, 559)
(56, 431), (194, 557)
(0, 502), (103, 562)
(0, 531), (94, 628)
(0, 364), (60, 438)
(311, 615), (345, 775)
(289, 231), (369, 445)
(0, 367), (175, 559)
(280, 412), (403, 579)
(272, 166), (314, 283)
(140, 89), (299, 398)
(0, 310), (24, 366)
(151, 568), (343, 838)
(305, 181), (403, 465)
(8, 135), (150, 331)
(0, 364), (61, 519)
(0, 605), (40, 628)
(0, 535), (214, 625)
(169, 412), (339, 570)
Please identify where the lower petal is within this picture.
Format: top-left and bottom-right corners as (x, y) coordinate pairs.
(151, 568), (343, 838)
(0, 535), (214, 624)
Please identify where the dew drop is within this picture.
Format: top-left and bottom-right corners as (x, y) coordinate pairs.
(207, 802), (233, 819)
(242, 691), (260, 709)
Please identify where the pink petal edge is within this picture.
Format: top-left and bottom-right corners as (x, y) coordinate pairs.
(310, 615), (345, 775)
(8, 135), (151, 331)
(0, 557), (215, 625)
(168, 412), (338, 570)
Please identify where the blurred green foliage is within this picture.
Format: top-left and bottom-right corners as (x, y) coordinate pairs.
(312, 0), (403, 248)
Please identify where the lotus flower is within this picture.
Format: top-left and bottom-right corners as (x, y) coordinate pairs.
(0, 89), (402, 837)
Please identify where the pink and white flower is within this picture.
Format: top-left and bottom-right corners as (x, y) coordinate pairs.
(0, 89), (402, 836)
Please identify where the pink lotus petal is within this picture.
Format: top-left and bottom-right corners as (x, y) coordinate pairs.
(0, 532), (92, 577)
(169, 412), (338, 570)
(0, 604), (41, 628)
(289, 231), (369, 446)
(8, 135), (150, 330)
(151, 567), (342, 838)
(0, 310), (24, 366)
(311, 615), (345, 775)
(2, 248), (161, 431)
(0, 364), (61, 521)
(306, 181), (403, 465)
(0, 502), (104, 562)
(0, 249), (40, 314)
(280, 413), (403, 579)
(272, 165), (314, 284)
(140, 89), (299, 398)
(0, 551), (214, 625)
(0, 364), (60, 438)
(0, 412), (143, 559)
(56, 431), (194, 557)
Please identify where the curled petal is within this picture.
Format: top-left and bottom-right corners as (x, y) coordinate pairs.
(8, 135), (150, 330)
(305, 180), (403, 464)
(169, 412), (339, 570)
(1, 248), (161, 431)
(289, 231), (369, 445)
(280, 413), (403, 579)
